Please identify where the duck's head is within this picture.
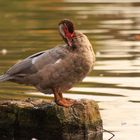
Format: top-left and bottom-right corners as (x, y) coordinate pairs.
(58, 19), (75, 47)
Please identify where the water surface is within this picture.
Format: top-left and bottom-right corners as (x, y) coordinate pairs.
(0, 0), (140, 140)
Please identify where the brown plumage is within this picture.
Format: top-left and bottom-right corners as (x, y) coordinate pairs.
(0, 19), (95, 107)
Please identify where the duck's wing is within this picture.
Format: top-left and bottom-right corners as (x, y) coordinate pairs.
(6, 46), (68, 77)
(6, 51), (45, 76)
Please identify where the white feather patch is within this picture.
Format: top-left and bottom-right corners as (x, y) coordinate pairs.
(55, 59), (62, 64)
(32, 57), (38, 64)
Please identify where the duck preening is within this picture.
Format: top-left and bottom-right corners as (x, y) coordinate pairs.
(0, 19), (95, 107)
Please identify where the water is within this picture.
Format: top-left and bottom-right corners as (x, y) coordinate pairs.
(0, 0), (140, 140)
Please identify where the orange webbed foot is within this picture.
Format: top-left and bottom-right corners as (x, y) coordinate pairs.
(55, 98), (75, 107)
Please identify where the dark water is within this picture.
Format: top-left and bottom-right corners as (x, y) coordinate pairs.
(0, 0), (140, 140)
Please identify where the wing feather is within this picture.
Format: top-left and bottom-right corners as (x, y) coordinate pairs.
(6, 45), (68, 77)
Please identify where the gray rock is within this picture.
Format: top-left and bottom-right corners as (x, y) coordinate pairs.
(0, 99), (103, 140)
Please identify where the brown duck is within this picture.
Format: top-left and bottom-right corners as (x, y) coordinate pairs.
(0, 19), (95, 107)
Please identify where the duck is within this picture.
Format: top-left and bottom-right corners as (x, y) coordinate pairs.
(0, 19), (95, 107)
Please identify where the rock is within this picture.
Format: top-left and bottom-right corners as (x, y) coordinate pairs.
(0, 99), (103, 140)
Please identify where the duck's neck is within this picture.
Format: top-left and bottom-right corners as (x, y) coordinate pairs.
(70, 31), (85, 50)
(72, 31), (94, 55)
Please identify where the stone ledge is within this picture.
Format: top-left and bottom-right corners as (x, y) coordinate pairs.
(0, 98), (103, 140)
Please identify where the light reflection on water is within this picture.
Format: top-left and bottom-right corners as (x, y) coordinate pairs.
(0, 0), (140, 140)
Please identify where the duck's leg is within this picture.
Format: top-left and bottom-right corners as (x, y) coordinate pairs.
(53, 89), (73, 107)
(58, 92), (75, 105)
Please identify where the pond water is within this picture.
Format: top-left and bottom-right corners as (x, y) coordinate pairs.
(0, 0), (140, 140)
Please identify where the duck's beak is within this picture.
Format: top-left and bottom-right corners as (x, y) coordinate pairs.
(59, 24), (73, 47)
(65, 37), (73, 47)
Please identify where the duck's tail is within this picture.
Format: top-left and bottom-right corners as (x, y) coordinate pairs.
(0, 74), (11, 82)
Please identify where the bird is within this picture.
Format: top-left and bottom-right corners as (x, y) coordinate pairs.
(0, 19), (95, 107)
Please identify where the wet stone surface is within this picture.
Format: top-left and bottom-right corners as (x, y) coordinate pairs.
(0, 99), (103, 140)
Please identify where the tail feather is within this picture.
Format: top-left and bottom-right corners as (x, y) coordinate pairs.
(0, 74), (11, 82)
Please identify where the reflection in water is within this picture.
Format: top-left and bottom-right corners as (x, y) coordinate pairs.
(0, 0), (140, 140)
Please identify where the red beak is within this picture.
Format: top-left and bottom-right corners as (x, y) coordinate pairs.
(66, 37), (73, 47)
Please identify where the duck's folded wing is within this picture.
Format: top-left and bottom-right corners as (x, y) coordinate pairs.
(6, 46), (68, 77)
(6, 51), (45, 76)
